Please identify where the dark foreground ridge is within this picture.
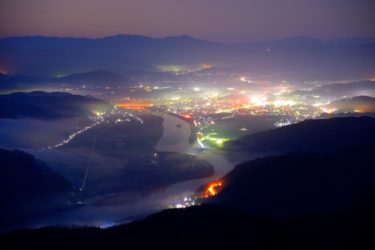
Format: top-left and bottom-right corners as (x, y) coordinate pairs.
(1, 203), (373, 250)
(209, 145), (375, 217)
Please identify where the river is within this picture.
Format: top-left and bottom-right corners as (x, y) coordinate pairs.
(29, 112), (236, 228)
(154, 111), (235, 197)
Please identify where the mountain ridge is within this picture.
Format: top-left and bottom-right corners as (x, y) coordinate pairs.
(226, 116), (375, 160)
(1, 35), (374, 80)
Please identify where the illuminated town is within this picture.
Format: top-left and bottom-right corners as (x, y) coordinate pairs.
(108, 77), (365, 150)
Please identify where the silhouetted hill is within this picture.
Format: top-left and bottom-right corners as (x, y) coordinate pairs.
(226, 116), (375, 157)
(0, 148), (73, 230)
(325, 96), (375, 113)
(57, 70), (132, 84)
(0, 148), (72, 202)
(0, 91), (111, 119)
(1, 35), (374, 81)
(209, 146), (375, 217)
(1, 204), (372, 249)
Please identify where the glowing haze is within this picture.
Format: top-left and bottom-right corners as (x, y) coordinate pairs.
(0, 0), (375, 42)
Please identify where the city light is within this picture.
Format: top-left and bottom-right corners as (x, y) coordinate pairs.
(320, 107), (337, 114)
(93, 111), (105, 117)
(201, 133), (230, 147)
(249, 95), (267, 106)
(117, 99), (153, 110)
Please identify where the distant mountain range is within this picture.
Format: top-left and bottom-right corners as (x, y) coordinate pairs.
(294, 80), (375, 100)
(1, 35), (375, 81)
(56, 70), (130, 84)
(0, 91), (112, 119)
(0, 70), (134, 90)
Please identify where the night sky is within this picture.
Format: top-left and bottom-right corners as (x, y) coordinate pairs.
(0, 0), (375, 41)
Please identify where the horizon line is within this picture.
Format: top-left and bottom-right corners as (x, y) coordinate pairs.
(1, 33), (375, 44)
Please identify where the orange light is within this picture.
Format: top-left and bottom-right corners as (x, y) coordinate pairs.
(117, 99), (153, 110)
(203, 181), (223, 198)
(200, 64), (212, 70)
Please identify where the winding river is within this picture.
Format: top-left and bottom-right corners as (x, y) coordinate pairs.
(154, 112), (235, 195)
(31, 112), (236, 228)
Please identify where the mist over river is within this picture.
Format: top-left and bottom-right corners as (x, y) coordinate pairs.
(1, 112), (241, 230)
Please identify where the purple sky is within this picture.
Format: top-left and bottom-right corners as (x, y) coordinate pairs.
(0, 0), (374, 42)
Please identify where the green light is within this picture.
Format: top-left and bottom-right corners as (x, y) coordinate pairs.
(201, 134), (230, 147)
(216, 139), (224, 144)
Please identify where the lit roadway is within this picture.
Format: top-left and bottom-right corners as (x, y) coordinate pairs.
(79, 135), (97, 192)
